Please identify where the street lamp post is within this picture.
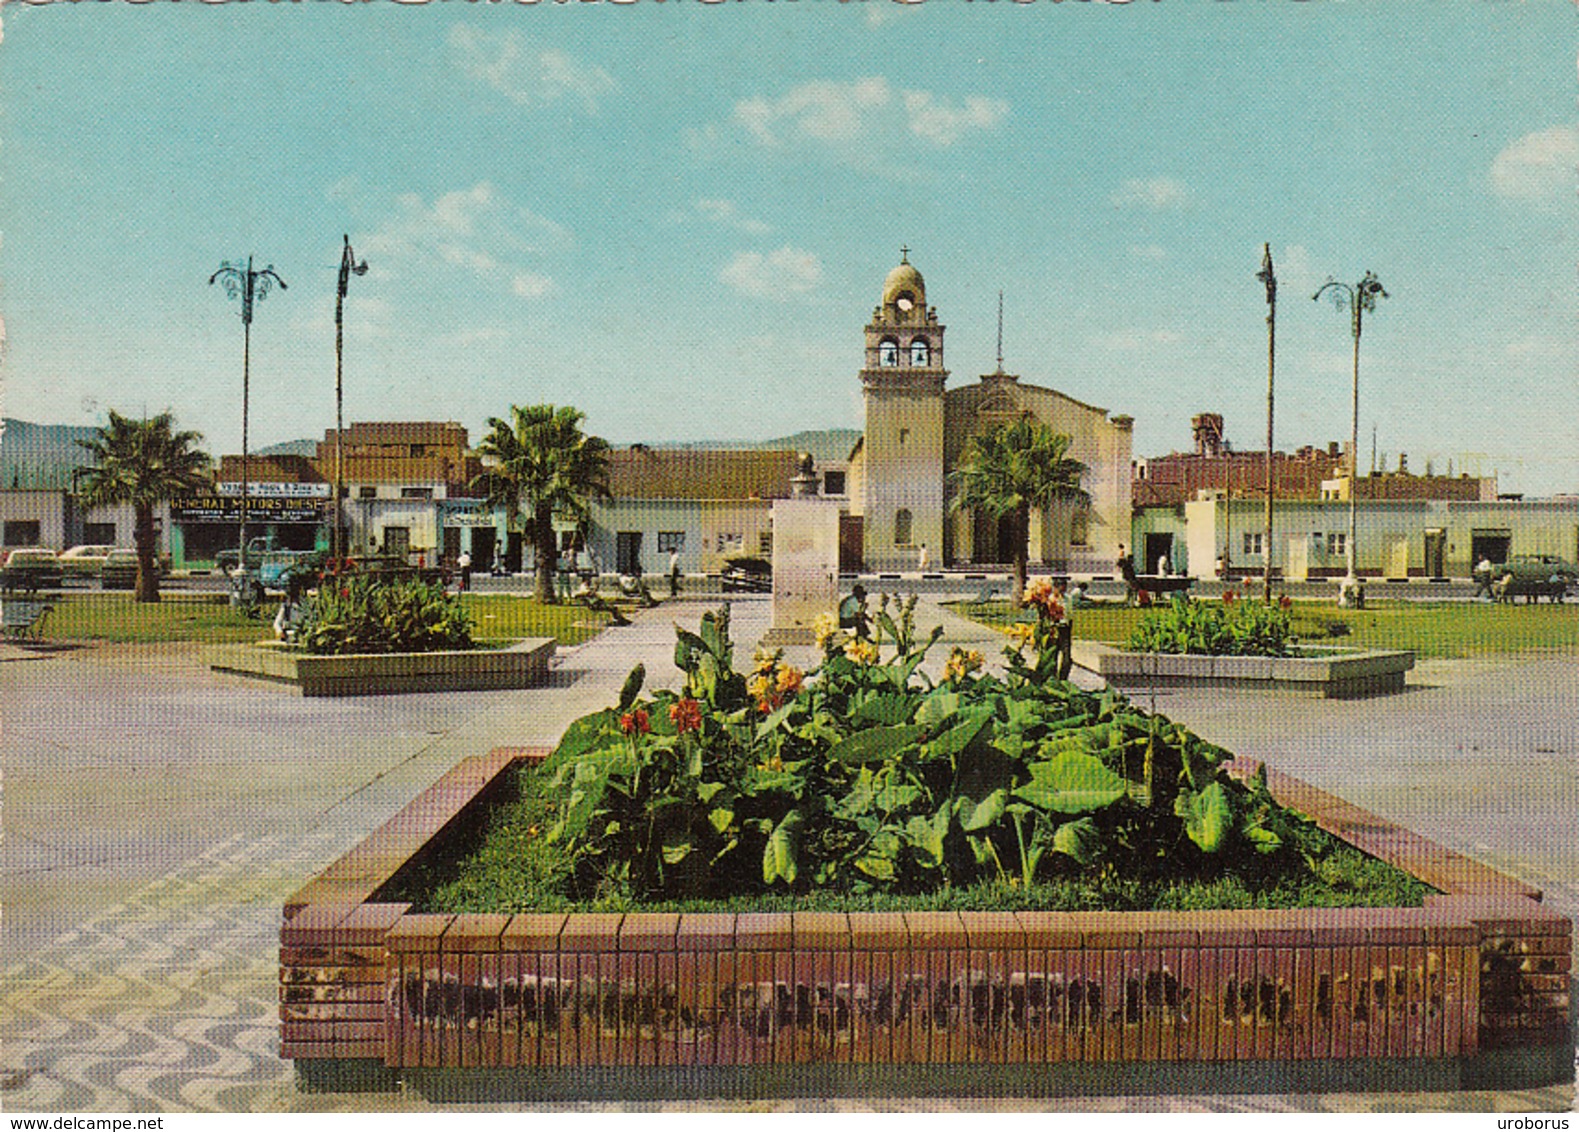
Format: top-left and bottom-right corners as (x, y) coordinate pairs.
(1256, 244), (1277, 604)
(334, 235), (369, 562)
(210, 257), (287, 575)
(1313, 270), (1387, 605)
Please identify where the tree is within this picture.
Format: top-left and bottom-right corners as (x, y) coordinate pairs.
(76, 410), (213, 603)
(472, 404), (612, 604)
(949, 415), (1090, 608)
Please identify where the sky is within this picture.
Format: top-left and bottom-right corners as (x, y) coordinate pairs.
(1, 1), (1575, 495)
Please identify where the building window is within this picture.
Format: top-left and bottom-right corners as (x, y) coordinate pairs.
(758, 531), (773, 556)
(717, 532), (743, 554)
(909, 338), (930, 366)
(4, 520), (41, 546)
(84, 522), (116, 545)
(822, 470), (847, 496)
(657, 531), (685, 554)
(339, 486), (350, 499)
(358, 486), (378, 500)
(1242, 532), (1264, 556)
(1070, 509), (1089, 547)
(401, 487), (434, 500)
(410, 445), (428, 458)
(899, 428), (910, 444)
(894, 508), (913, 547)
(878, 338), (899, 367)
(1326, 532), (1346, 557)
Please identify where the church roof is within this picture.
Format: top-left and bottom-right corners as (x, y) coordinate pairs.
(881, 250), (926, 308)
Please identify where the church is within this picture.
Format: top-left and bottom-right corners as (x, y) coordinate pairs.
(846, 252), (1134, 574)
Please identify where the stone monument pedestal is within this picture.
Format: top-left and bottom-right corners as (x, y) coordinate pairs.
(760, 495), (842, 648)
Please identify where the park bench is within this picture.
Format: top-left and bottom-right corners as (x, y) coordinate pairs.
(1, 599), (53, 643)
(1137, 574), (1193, 598)
(1493, 574), (1569, 604)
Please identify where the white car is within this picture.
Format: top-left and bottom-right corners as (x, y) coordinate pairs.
(60, 544), (117, 578)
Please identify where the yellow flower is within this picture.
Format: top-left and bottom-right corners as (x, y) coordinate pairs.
(843, 638), (879, 665)
(943, 646), (985, 683)
(746, 673), (773, 701)
(1024, 578), (1053, 608)
(752, 646), (783, 675)
(1007, 622), (1037, 651)
(813, 612), (840, 648)
(776, 665), (804, 696)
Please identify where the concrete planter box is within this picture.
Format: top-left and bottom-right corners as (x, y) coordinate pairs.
(279, 748), (1571, 1096)
(1075, 643), (1415, 699)
(209, 639), (554, 696)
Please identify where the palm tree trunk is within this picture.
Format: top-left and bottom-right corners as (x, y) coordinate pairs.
(133, 503), (160, 604)
(1011, 503), (1030, 608)
(533, 505), (558, 603)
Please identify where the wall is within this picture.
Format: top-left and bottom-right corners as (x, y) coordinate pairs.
(586, 498), (777, 575)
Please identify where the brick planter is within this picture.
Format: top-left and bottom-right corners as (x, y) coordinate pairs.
(209, 638), (554, 697)
(1075, 643), (1415, 699)
(280, 749), (1571, 1093)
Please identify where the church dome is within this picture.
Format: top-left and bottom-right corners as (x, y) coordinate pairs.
(881, 253), (926, 310)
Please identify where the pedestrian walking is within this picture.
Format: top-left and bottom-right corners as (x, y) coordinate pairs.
(917, 542), (931, 571)
(1473, 556), (1494, 600)
(457, 549), (472, 593)
(1116, 544), (1138, 604)
(669, 548), (681, 596)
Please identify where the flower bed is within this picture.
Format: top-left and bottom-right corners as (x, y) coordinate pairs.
(1073, 641), (1415, 699)
(208, 637), (555, 697)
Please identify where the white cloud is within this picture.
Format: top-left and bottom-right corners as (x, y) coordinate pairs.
(695, 198), (772, 236)
(1490, 124), (1578, 204)
(1128, 244), (1167, 262)
(449, 26), (615, 112)
(716, 77), (1007, 169)
(1110, 177), (1190, 211)
(1505, 335), (1568, 361)
(360, 181), (567, 301)
(719, 246), (823, 299)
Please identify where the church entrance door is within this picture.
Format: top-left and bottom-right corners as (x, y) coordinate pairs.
(972, 510), (1018, 565)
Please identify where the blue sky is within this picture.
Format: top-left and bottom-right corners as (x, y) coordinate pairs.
(2, 2), (1575, 494)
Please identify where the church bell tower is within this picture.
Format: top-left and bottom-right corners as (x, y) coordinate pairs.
(859, 249), (948, 570)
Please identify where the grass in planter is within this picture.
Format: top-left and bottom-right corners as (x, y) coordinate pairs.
(381, 601), (1431, 917)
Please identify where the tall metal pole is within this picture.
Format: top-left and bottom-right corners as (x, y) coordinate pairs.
(334, 235), (369, 563)
(1257, 244), (1276, 603)
(1314, 271), (1387, 600)
(211, 256), (287, 573)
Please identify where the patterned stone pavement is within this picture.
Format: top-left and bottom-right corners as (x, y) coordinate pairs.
(2, 602), (1575, 1113)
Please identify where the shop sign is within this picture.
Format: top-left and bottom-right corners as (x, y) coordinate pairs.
(172, 495), (332, 523)
(216, 482), (331, 498)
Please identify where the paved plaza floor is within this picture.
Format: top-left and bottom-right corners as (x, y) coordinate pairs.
(2, 595), (1574, 1112)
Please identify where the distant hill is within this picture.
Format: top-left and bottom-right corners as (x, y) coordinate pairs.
(256, 438), (320, 458)
(0, 419), (103, 489)
(631, 429), (862, 465)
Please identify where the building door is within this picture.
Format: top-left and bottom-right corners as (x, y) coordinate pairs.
(383, 526), (410, 560)
(839, 513), (864, 573)
(471, 528), (496, 573)
(971, 510), (1017, 564)
(1144, 533), (1174, 574)
(443, 526), (462, 567)
(1470, 529), (1512, 567)
(616, 531), (643, 576)
(505, 531), (524, 574)
(1423, 529), (1446, 579)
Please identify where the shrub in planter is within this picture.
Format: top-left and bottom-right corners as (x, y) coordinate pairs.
(537, 596), (1335, 904)
(298, 575), (474, 656)
(1127, 591), (1298, 657)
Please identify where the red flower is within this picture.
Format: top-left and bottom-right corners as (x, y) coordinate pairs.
(620, 709), (650, 735)
(1222, 590), (1237, 605)
(1279, 594), (1293, 611)
(340, 586), (350, 598)
(670, 697), (703, 734)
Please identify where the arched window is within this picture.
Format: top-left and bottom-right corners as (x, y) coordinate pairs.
(878, 338), (899, 367)
(909, 338), (930, 366)
(894, 508), (913, 547)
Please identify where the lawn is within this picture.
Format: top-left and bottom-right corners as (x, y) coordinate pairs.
(44, 592), (611, 647)
(954, 598), (1579, 659)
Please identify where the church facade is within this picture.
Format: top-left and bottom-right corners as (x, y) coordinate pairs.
(846, 253), (1133, 573)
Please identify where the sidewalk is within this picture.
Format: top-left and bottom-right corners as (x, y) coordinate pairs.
(1, 600), (1572, 1112)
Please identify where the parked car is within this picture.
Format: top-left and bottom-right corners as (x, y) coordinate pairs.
(2, 548), (65, 593)
(1501, 554), (1579, 582)
(100, 549), (157, 590)
(60, 544), (118, 579)
(215, 536), (283, 574)
(720, 554), (772, 593)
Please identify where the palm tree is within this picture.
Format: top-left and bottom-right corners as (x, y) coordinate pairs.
(76, 410), (213, 603)
(472, 404), (612, 604)
(949, 415), (1090, 608)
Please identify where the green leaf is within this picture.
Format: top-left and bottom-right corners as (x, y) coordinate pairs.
(904, 814), (946, 867)
(1013, 752), (1128, 814)
(915, 690), (960, 730)
(825, 724), (924, 765)
(661, 834), (694, 865)
(852, 694), (916, 726)
(853, 854), (896, 881)
(617, 663), (645, 712)
(762, 810), (802, 886)
(873, 773), (923, 814)
(876, 610), (900, 645)
(674, 629), (705, 672)
(699, 613), (725, 660)
(1175, 781), (1233, 853)
(960, 787), (1007, 832)
(707, 806), (735, 834)
(1051, 817), (1102, 865)
(925, 710), (993, 760)
(697, 781), (727, 803)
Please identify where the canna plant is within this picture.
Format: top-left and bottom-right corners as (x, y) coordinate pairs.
(539, 594), (1331, 904)
(1128, 593), (1299, 658)
(298, 575), (474, 655)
